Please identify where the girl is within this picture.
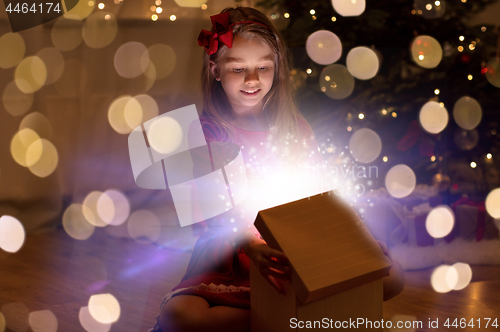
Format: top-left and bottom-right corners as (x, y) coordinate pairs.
(150, 6), (404, 332)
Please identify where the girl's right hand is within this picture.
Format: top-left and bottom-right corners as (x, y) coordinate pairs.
(245, 241), (290, 294)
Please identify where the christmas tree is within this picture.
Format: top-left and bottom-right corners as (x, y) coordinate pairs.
(250, 0), (500, 201)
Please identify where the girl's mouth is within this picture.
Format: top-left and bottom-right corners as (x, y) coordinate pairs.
(240, 89), (261, 96)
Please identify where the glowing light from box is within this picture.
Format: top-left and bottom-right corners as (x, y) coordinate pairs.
(147, 116), (183, 154)
(64, 0), (95, 20)
(2, 80), (34, 117)
(114, 42), (149, 78)
(127, 210), (161, 244)
(485, 58), (500, 88)
(174, 0), (207, 7)
(63, 204), (95, 240)
(331, 0), (365, 16)
(79, 306), (111, 332)
(431, 264), (455, 293)
(385, 164), (416, 198)
(97, 189), (130, 226)
(29, 310), (58, 332)
(425, 205), (454, 238)
(450, 262), (472, 290)
(15, 56), (47, 94)
(88, 294), (120, 324)
(320, 64), (355, 99)
(27, 139), (59, 178)
(485, 188), (500, 218)
(35, 47), (64, 85)
(51, 17), (84, 51)
(306, 30), (342, 65)
(1, 302), (29, 331)
(54, 59), (87, 98)
(147, 44), (176, 79)
(83, 12), (118, 49)
(411, 36), (443, 69)
(83, 191), (110, 227)
(10, 128), (41, 167)
(346, 47), (379, 80)
(419, 101), (448, 134)
(0, 216), (25, 253)
(348, 128), (382, 163)
(0, 32), (25, 69)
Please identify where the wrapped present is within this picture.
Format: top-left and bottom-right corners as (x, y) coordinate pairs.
(449, 197), (499, 241)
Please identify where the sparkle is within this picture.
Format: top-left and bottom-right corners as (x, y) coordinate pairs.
(470, 162), (477, 168)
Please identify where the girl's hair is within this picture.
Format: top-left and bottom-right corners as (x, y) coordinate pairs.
(200, 6), (306, 147)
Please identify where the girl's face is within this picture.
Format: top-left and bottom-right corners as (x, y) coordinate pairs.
(210, 36), (275, 117)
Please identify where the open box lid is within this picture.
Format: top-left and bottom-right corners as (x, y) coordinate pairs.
(254, 191), (392, 304)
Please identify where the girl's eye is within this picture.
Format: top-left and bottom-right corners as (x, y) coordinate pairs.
(258, 67), (268, 71)
(233, 68), (243, 73)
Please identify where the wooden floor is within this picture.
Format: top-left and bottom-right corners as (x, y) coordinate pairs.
(1, 227), (500, 331)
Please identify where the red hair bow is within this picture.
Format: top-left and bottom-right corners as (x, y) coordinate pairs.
(198, 12), (234, 55)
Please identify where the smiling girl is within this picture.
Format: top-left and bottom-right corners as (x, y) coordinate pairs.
(149, 6), (403, 332)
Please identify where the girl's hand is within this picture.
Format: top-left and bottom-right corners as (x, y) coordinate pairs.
(239, 232), (290, 294)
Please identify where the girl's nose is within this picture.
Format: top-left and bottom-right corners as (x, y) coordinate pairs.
(245, 70), (259, 84)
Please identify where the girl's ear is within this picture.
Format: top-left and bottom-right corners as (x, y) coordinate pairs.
(209, 60), (220, 80)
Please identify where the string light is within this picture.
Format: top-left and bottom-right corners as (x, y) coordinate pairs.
(201, 4), (207, 10)
(331, 16), (337, 21)
(312, 15), (317, 20)
(284, 13), (290, 18)
(469, 44), (475, 50)
(156, 7), (162, 13)
(381, 109), (387, 115)
(487, 153), (492, 159)
(347, 126), (352, 131)
(306, 68), (312, 74)
(155, 0), (161, 5)
(468, 74), (473, 80)
(98, 2), (104, 9)
(458, 46), (464, 52)
(411, 9), (416, 15)
(481, 27), (486, 32)
(325, 75), (331, 81)
(310, 9), (315, 15)
(459, 36), (464, 41)
(470, 162), (477, 168)
(151, 14), (158, 21)
(358, 113), (364, 119)
(392, 112), (397, 118)
(347, 113), (352, 118)
(426, 4), (432, 10)
(461, 0), (466, 2)
(435, 1), (440, 5)
(434, 89), (440, 95)
(383, 156), (388, 162)
(150, 5), (156, 11)
(439, 102), (444, 107)
(170, 15), (176, 21)
(431, 156), (436, 162)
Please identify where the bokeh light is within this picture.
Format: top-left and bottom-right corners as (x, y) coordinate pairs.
(453, 96), (481, 130)
(88, 294), (121, 324)
(306, 30), (342, 65)
(98, 189), (130, 226)
(64, 0), (95, 20)
(83, 191), (112, 227)
(35, 47), (65, 85)
(63, 203), (95, 240)
(79, 306), (111, 332)
(431, 264), (455, 293)
(319, 64), (355, 99)
(15, 56), (47, 93)
(147, 116), (183, 154)
(114, 42), (149, 78)
(2, 80), (34, 116)
(485, 58), (500, 88)
(419, 101), (448, 134)
(331, 0), (366, 16)
(450, 262), (472, 290)
(1, 302), (29, 331)
(348, 128), (382, 163)
(411, 35), (443, 69)
(29, 310), (58, 332)
(129, 94), (159, 125)
(414, 0), (446, 18)
(51, 17), (84, 51)
(346, 46), (379, 80)
(127, 210), (161, 244)
(54, 59), (87, 97)
(0, 32), (25, 69)
(83, 12), (118, 49)
(425, 205), (454, 238)
(147, 44), (176, 79)
(27, 139), (58, 178)
(174, 0), (207, 7)
(0, 216), (25, 253)
(10, 128), (42, 167)
(454, 128), (479, 150)
(20, 112), (53, 139)
(485, 188), (500, 219)
(385, 164), (416, 198)
(108, 95), (141, 134)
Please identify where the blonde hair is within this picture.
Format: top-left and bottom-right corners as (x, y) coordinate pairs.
(200, 6), (308, 149)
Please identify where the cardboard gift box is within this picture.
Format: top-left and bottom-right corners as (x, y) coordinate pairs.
(250, 191), (392, 332)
